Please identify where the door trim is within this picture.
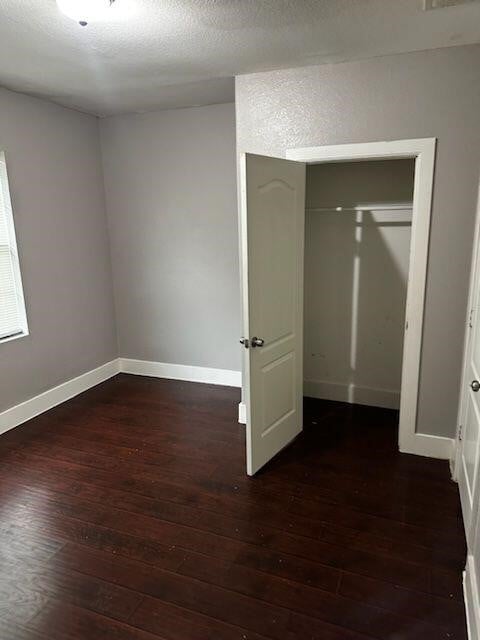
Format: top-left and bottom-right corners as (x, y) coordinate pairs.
(464, 555), (480, 640)
(286, 138), (440, 458)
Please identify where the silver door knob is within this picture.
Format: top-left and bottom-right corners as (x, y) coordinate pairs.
(239, 337), (250, 349)
(471, 380), (480, 392)
(251, 337), (264, 348)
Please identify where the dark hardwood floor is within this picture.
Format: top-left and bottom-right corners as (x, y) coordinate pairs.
(0, 374), (467, 639)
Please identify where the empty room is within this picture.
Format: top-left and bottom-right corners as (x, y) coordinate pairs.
(0, 1), (480, 639)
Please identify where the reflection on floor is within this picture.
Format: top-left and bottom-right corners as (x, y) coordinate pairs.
(0, 376), (467, 639)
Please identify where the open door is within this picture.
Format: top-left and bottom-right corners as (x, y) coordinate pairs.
(240, 153), (306, 475)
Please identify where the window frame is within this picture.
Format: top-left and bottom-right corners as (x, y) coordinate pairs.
(0, 151), (29, 344)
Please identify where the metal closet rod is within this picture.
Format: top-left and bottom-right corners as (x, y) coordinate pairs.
(306, 204), (413, 213)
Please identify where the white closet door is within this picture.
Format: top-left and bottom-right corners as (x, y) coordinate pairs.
(458, 183), (480, 542)
(240, 153), (306, 476)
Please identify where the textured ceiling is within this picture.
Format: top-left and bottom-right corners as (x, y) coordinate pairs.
(0, 0), (479, 116)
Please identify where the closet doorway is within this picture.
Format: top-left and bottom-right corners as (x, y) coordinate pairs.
(239, 139), (436, 475)
(303, 159), (414, 413)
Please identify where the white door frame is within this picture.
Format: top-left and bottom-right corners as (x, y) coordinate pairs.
(286, 138), (443, 458)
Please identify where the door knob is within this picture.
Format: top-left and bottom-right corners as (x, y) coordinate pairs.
(240, 336), (264, 349)
(471, 380), (480, 392)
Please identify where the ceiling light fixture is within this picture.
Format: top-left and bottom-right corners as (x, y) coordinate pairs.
(56, 0), (116, 26)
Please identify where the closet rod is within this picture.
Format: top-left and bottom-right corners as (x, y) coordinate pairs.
(306, 204), (413, 213)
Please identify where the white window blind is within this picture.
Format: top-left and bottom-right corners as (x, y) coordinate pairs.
(0, 152), (28, 341)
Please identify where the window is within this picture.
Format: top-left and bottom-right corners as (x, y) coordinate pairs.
(0, 152), (28, 342)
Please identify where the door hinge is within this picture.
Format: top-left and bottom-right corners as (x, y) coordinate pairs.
(469, 308), (474, 329)
(458, 424), (463, 442)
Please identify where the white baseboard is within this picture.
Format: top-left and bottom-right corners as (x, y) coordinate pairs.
(0, 358), (241, 438)
(399, 432), (455, 460)
(238, 402), (246, 424)
(304, 378), (400, 410)
(119, 358), (242, 388)
(0, 359), (120, 437)
(1, 358), (450, 463)
(464, 555), (479, 640)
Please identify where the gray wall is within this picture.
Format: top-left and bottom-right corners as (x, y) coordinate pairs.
(0, 87), (117, 412)
(304, 160), (414, 409)
(100, 103), (240, 370)
(236, 44), (480, 438)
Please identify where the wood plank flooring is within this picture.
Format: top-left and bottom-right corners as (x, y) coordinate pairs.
(0, 374), (467, 639)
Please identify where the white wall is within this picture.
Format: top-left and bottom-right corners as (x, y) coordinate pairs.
(100, 103), (241, 371)
(0, 87), (117, 413)
(236, 44), (480, 438)
(304, 160), (414, 409)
